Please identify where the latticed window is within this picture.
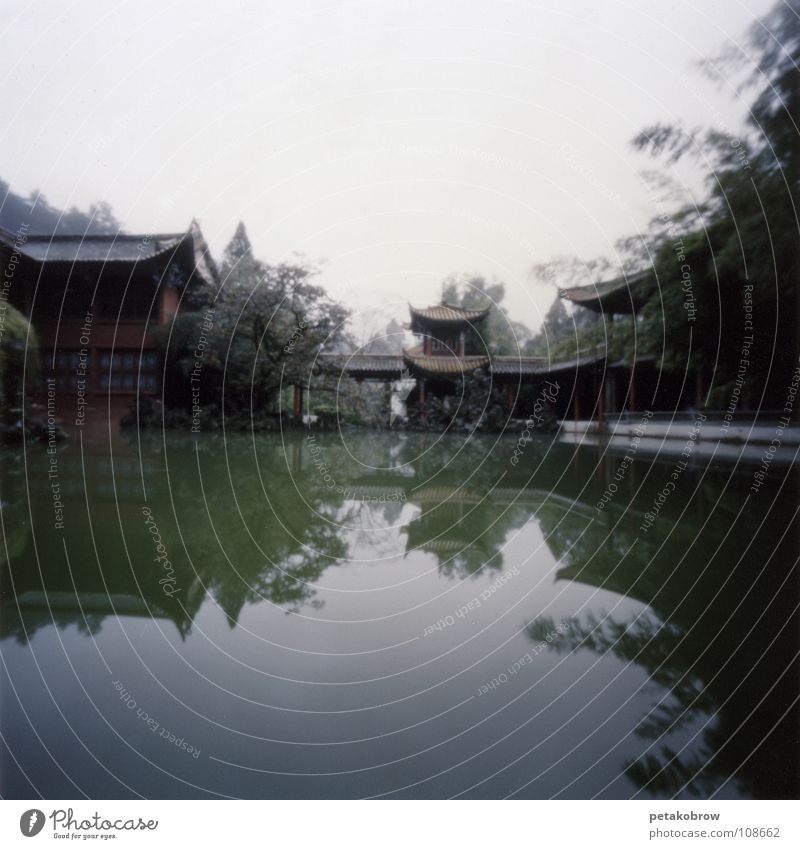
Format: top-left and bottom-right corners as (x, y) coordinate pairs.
(45, 349), (85, 389)
(98, 349), (159, 391)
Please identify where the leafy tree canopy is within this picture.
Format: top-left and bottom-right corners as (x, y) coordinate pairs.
(531, 0), (800, 408)
(161, 222), (350, 418)
(441, 273), (532, 355)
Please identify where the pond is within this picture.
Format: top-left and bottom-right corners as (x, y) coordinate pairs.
(1, 428), (797, 799)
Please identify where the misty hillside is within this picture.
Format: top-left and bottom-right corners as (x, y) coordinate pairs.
(0, 178), (122, 235)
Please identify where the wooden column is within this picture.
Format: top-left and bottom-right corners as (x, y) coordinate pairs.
(507, 383), (514, 414)
(596, 369), (605, 436)
(695, 366), (704, 410)
(293, 384), (303, 417)
(608, 370), (617, 415)
(419, 378), (426, 424)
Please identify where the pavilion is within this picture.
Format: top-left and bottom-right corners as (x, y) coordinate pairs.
(319, 301), (547, 417)
(559, 269), (705, 418)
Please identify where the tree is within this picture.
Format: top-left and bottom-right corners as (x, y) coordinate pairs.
(441, 274), (532, 355)
(525, 295), (575, 356)
(160, 222), (350, 421)
(220, 221), (261, 284)
(0, 303), (39, 432)
(628, 1), (800, 406)
(530, 1), (800, 408)
(0, 179), (122, 235)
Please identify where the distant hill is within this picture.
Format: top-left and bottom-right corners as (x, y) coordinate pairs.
(0, 178), (122, 235)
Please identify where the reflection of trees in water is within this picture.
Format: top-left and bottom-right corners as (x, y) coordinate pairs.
(290, 431), (543, 579)
(137, 432), (542, 610)
(0, 452), (29, 570)
(148, 436), (351, 623)
(527, 471), (800, 799)
(0, 434), (355, 641)
(404, 486), (530, 577)
(5, 431), (797, 799)
(528, 613), (723, 797)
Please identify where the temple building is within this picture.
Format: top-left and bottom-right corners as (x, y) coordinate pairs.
(404, 302), (492, 407)
(558, 269), (656, 317)
(323, 301), (546, 416)
(1, 221), (218, 426)
(327, 276), (709, 426)
(559, 270), (704, 417)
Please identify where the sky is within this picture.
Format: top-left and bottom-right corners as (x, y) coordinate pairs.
(0, 0), (776, 338)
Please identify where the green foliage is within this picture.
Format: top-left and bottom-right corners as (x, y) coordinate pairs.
(525, 293), (640, 368)
(631, 2), (799, 403)
(156, 221), (350, 420)
(525, 295), (575, 356)
(405, 370), (515, 432)
(537, 1), (800, 408)
(0, 302), (39, 427)
(442, 274), (532, 355)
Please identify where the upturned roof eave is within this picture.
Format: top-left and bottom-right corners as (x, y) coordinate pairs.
(408, 301), (491, 325)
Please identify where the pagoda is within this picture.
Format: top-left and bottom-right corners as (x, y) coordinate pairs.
(318, 300), (547, 417)
(403, 302), (491, 404)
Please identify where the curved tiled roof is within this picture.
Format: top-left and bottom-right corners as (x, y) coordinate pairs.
(0, 220), (220, 290)
(0, 229), (186, 263)
(408, 302), (490, 323)
(559, 270), (655, 314)
(490, 356), (547, 377)
(403, 350), (490, 377)
(322, 351), (551, 382)
(317, 353), (405, 379)
(545, 347), (607, 373)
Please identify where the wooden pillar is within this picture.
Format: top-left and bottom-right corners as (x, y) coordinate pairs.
(458, 331), (465, 357)
(293, 384), (303, 417)
(597, 369), (605, 436)
(507, 383), (514, 414)
(628, 364), (636, 413)
(611, 371), (618, 414)
(572, 377), (581, 421)
(695, 366), (704, 410)
(419, 378), (426, 424)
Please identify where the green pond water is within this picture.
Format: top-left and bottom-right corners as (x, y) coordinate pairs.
(1, 429), (798, 799)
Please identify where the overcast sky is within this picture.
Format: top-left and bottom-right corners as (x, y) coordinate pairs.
(0, 0), (775, 336)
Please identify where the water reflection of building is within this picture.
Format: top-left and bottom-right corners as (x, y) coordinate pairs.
(3, 433), (797, 801)
(340, 440), (800, 798)
(0, 446), (206, 641)
(0, 437), (352, 639)
(528, 464), (800, 799)
(341, 465), (596, 576)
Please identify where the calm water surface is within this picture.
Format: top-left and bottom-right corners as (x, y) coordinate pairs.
(1, 429), (798, 798)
